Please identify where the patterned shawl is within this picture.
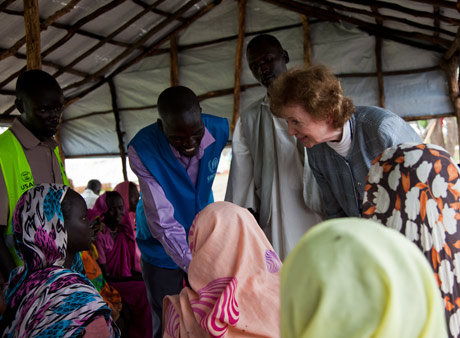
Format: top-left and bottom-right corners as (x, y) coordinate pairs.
(281, 217), (447, 338)
(163, 201), (281, 338)
(0, 184), (119, 337)
(362, 143), (460, 337)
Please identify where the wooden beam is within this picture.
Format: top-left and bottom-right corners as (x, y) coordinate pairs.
(63, 0), (219, 105)
(0, 0), (16, 11)
(53, 0), (165, 79)
(372, 6), (385, 108)
(62, 83), (261, 124)
(433, 5), (440, 39)
(179, 23), (302, 52)
(132, 0), (185, 22)
(409, 0), (458, 9)
(333, 0), (460, 26)
(403, 112), (455, 122)
(170, 34), (179, 86)
(440, 54), (460, 158)
(108, 79), (128, 181)
(64, 0), (201, 91)
(0, 114), (16, 123)
(2, 8), (146, 50)
(301, 15), (312, 67)
(262, 0), (453, 48)
(0, 0), (82, 61)
(444, 27), (460, 61)
(23, 0), (41, 69)
(231, 0), (247, 134)
(42, 0), (126, 61)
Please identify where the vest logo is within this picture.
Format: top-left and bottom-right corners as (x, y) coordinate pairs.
(208, 157), (219, 173)
(21, 182), (34, 191)
(207, 157), (219, 183)
(21, 171), (32, 182)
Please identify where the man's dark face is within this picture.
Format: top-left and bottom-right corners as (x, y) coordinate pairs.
(161, 111), (205, 158)
(17, 86), (64, 140)
(247, 42), (288, 88)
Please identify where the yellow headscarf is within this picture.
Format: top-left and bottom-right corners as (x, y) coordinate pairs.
(281, 218), (447, 338)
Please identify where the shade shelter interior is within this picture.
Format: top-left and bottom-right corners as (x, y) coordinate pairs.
(0, 0), (459, 181)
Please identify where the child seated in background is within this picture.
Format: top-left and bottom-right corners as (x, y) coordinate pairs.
(89, 190), (152, 338)
(114, 180), (141, 271)
(114, 181), (140, 232)
(0, 184), (119, 337)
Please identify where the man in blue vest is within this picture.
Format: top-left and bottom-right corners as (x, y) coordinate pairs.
(0, 69), (67, 285)
(128, 85), (229, 337)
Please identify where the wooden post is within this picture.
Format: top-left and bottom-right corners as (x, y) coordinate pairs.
(372, 6), (385, 108)
(231, 0), (247, 134)
(23, 0), (41, 70)
(441, 27), (460, 158)
(375, 36), (385, 108)
(108, 79), (128, 181)
(301, 15), (312, 67)
(170, 34), (179, 86)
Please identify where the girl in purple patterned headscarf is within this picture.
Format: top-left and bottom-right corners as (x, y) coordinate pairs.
(0, 183), (119, 337)
(362, 143), (460, 338)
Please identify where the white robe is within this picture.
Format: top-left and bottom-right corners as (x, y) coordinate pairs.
(225, 97), (324, 259)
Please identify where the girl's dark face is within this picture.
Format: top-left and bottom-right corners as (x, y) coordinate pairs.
(128, 183), (139, 213)
(105, 192), (125, 227)
(63, 190), (91, 253)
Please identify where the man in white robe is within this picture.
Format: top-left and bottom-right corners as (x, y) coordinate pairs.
(225, 34), (324, 259)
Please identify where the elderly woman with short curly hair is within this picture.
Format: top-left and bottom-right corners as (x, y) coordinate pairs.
(269, 64), (421, 218)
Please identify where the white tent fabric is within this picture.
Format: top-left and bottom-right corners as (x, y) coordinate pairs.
(0, 0), (456, 157)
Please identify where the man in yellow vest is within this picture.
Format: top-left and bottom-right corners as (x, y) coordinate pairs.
(0, 69), (69, 285)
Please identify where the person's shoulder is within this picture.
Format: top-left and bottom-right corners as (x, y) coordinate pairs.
(129, 122), (158, 146)
(355, 106), (402, 124)
(239, 96), (265, 118)
(202, 114), (229, 133)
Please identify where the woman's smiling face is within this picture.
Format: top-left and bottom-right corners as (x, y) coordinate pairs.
(282, 104), (340, 148)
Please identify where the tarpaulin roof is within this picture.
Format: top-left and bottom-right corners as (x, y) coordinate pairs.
(0, 0), (459, 161)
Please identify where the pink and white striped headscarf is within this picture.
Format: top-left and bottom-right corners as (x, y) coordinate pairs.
(163, 201), (281, 338)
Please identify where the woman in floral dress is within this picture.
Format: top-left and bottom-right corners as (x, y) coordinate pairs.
(362, 143), (460, 337)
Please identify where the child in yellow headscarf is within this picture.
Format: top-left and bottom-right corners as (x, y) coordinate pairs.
(281, 218), (447, 338)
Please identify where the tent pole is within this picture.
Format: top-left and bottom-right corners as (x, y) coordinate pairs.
(23, 0), (41, 70)
(375, 37), (385, 108)
(301, 15), (312, 67)
(440, 27), (460, 159)
(109, 79), (128, 181)
(231, 0), (247, 135)
(371, 6), (385, 108)
(170, 33), (179, 86)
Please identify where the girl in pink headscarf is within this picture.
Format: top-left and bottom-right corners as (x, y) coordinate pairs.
(114, 181), (141, 272)
(88, 191), (152, 338)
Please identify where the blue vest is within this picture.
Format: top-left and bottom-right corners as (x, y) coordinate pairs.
(130, 114), (229, 269)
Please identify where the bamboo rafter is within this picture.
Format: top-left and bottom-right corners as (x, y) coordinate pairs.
(63, 0), (201, 92)
(108, 79), (128, 181)
(371, 5), (385, 108)
(301, 15), (312, 67)
(231, 0), (247, 134)
(63, 0), (219, 108)
(0, 0), (83, 61)
(2, 8), (144, 50)
(263, 0), (454, 50)
(170, 33), (179, 86)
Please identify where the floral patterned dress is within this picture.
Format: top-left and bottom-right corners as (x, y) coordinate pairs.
(362, 143), (460, 337)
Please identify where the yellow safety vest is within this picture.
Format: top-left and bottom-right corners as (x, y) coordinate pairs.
(0, 129), (69, 266)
